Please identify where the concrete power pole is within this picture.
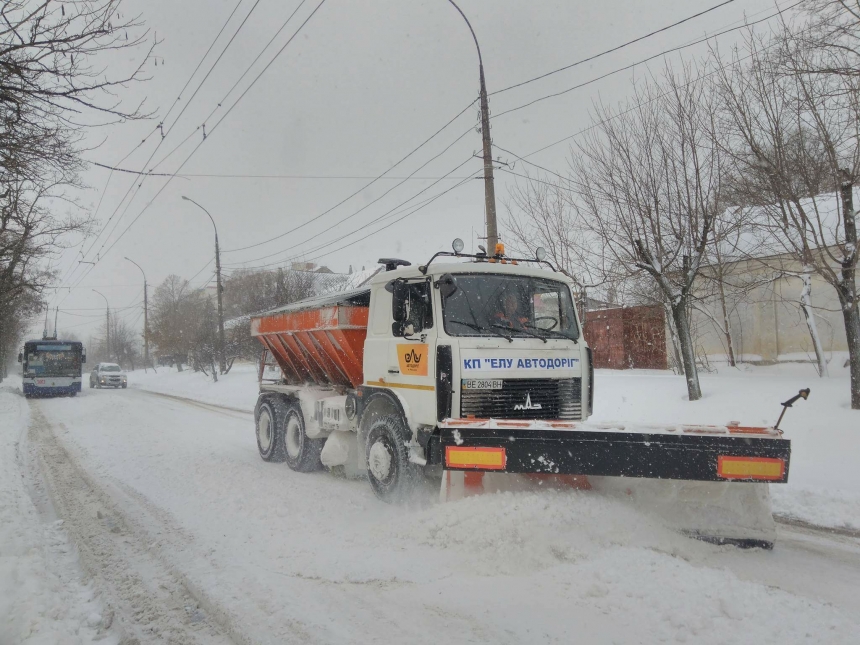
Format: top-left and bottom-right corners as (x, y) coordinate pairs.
(93, 290), (110, 362)
(448, 0), (498, 252)
(214, 230), (226, 374)
(125, 257), (149, 371)
(182, 196), (227, 374)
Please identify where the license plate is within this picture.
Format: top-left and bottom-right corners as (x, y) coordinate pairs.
(462, 379), (503, 390)
(36, 379), (45, 385)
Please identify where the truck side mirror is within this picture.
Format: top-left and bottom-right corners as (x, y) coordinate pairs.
(18, 352), (23, 363)
(82, 350), (87, 363)
(437, 274), (458, 300)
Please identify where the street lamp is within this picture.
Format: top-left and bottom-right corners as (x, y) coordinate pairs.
(92, 289), (110, 362)
(125, 257), (149, 372)
(181, 196), (226, 374)
(448, 0), (498, 252)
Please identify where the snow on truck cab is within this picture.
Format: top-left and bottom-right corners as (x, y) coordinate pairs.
(251, 241), (793, 547)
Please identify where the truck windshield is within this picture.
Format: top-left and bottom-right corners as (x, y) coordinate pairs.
(101, 365), (121, 372)
(442, 274), (579, 341)
(25, 346), (81, 376)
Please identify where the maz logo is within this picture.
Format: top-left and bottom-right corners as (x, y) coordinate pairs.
(514, 393), (542, 411)
(404, 349), (422, 364)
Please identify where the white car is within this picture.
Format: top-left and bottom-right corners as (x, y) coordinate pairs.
(90, 363), (128, 389)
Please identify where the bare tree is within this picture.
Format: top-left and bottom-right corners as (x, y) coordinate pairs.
(1, 1), (151, 368)
(569, 65), (723, 400)
(149, 275), (201, 371)
(503, 172), (631, 314)
(714, 30), (860, 406)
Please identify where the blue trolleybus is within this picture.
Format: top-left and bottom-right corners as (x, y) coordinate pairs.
(19, 339), (86, 397)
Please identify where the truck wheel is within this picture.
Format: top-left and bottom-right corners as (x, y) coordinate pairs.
(365, 415), (420, 502)
(283, 403), (323, 472)
(256, 399), (286, 462)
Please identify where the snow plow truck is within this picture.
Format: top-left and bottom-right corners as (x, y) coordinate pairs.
(251, 240), (793, 548)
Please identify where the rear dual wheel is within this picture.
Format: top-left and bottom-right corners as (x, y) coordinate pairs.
(255, 397), (323, 471)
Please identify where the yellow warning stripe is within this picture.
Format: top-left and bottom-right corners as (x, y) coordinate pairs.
(446, 446), (506, 470)
(718, 456), (784, 480)
(365, 380), (436, 391)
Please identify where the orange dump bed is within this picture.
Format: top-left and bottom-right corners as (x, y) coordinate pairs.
(251, 290), (370, 388)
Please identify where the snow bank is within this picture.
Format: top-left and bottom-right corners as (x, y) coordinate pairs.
(592, 361), (860, 531)
(128, 361), (259, 411)
(0, 379), (116, 645)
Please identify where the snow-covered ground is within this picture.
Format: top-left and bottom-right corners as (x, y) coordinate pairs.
(25, 384), (860, 643)
(0, 378), (117, 645)
(129, 359), (860, 531)
(129, 361), (259, 411)
(5, 361), (859, 643)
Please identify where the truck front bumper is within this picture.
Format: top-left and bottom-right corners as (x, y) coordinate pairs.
(427, 420), (791, 484)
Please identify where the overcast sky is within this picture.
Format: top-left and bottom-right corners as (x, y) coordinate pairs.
(40, 0), (795, 342)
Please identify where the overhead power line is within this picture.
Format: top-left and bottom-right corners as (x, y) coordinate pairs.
(517, 0), (804, 158)
(490, 1), (804, 122)
(55, 0), (316, 301)
(51, 0), (253, 304)
(95, 0), (329, 263)
(163, 0), (264, 138)
(222, 124), (476, 261)
(223, 155), (479, 269)
(149, 0), (311, 173)
(491, 0), (736, 96)
(208, 0), (782, 258)
(221, 99), (477, 254)
(226, 169), (481, 274)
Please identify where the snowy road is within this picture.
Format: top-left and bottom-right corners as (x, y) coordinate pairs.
(21, 387), (860, 644)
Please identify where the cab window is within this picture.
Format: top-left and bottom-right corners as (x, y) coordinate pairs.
(393, 281), (433, 336)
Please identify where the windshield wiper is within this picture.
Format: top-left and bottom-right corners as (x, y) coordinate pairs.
(495, 323), (547, 343)
(450, 319), (513, 342)
(524, 323), (578, 343)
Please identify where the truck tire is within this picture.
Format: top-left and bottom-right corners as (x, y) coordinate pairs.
(256, 398), (287, 462)
(365, 415), (421, 502)
(283, 402), (323, 472)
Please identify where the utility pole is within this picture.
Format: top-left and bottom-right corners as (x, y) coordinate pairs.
(181, 196), (227, 374)
(93, 289), (110, 362)
(448, 0), (498, 252)
(125, 257), (149, 372)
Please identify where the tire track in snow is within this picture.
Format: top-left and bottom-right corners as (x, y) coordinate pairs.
(132, 388), (253, 418)
(28, 403), (240, 645)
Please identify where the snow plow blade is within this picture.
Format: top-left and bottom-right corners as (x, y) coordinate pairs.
(429, 420), (790, 483)
(430, 420), (789, 548)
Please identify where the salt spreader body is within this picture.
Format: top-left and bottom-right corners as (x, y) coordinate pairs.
(250, 243), (793, 547)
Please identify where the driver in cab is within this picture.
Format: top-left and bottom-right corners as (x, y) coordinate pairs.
(495, 291), (529, 329)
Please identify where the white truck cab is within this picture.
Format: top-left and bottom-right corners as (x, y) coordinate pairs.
(362, 259), (591, 435)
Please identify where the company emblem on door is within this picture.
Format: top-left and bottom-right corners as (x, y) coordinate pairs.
(397, 344), (428, 376)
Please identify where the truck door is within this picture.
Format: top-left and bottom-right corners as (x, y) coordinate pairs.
(365, 278), (438, 428)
